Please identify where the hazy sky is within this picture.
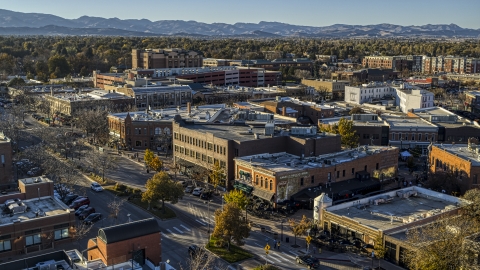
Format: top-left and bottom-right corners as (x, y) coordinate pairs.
(2, 0), (480, 29)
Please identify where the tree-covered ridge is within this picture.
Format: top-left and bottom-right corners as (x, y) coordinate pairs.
(0, 37), (479, 81)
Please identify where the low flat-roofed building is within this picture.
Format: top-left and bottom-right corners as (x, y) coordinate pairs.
(0, 176), (75, 258)
(320, 186), (468, 266)
(301, 79), (350, 100)
(385, 116), (438, 151)
(408, 106), (480, 143)
(234, 145), (398, 204)
(466, 90), (480, 113)
(429, 141), (480, 190)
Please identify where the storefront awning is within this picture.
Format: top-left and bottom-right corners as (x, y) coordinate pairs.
(252, 189), (275, 202)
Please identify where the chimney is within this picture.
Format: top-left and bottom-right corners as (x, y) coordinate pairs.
(282, 106), (287, 116)
(187, 102), (191, 115)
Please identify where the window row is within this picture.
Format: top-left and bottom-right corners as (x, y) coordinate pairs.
(133, 127), (171, 136)
(390, 133), (434, 141)
(174, 133), (226, 156)
(174, 145), (226, 168)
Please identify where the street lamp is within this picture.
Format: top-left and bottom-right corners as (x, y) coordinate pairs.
(281, 220), (285, 241)
(204, 200), (213, 245)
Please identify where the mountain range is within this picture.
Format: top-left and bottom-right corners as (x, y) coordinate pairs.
(0, 9), (478, 38)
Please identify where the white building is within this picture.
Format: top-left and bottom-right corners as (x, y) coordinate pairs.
(345, 82), (434, 113)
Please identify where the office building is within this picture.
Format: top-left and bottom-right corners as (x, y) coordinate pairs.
(132, 48), (202, 69)
(0, 132), (13, 185)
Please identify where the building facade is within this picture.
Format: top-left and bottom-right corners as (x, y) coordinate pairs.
(259, 97), (335, 124)
(301, 79), (350, 100)
(113, 84), (193, 109)
(132, 48), (202, 69)
(0, 132), (13, 185)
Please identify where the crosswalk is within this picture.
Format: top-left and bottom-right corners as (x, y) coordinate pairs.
(162, 224), (198, 239)
(186, 202), (215, 226)
(162, 202), (216, 240)
(248, 239), (299, 265)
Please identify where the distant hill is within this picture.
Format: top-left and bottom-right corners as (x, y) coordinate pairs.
(0, 9), (478, 37)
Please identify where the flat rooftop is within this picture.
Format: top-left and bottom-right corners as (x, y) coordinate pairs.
(0, 197), (70, 226)
(433, 144), (480, 166)
(51, 90), (131, 102)
(236, 146), (396, 172)
(328, 187), (465, 232)
(384, 116), (437, 128)
(319, 117), (388, 127)
(131, 85), (191, 93)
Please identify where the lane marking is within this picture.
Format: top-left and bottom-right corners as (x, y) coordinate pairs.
(173, 227), (183, 234)
(270, 252), (288, 261)
(281, 251), (295, 259)
(195, 219), (207, 225)
(289, 250), (299, 256)
(180, 224), (191, 231)
(162, 233), (171, 239)
(254, 243), (262, 247)
(166, 229), (179, 237)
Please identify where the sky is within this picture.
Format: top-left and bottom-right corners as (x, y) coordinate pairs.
(2, 0), (480, 29)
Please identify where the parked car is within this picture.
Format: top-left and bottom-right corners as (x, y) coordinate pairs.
(296, 255), (319, 269)
(63, 194), (79, 205)
(75, 205), (89, 216)
(90, 182), (103, 192)
(185, 186), (194, 193)
(178, 181), (188, 188)
(188, 245), (207, 262)
(200, 191), (212, 200)
(83, 213), (102, 225)
(69, 197), (90, 210)
(192, 187), (203, 196)
(78, 207), (96, 220)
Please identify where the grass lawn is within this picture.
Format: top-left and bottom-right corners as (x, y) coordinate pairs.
(206, 237), (253, 263)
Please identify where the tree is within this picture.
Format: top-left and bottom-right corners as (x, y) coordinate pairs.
(462, 188), (480, 223)
(144, 149), (155, 168)
(209, 161), (225, 192)
(349, 106), (364, 115)
(142, 171), (184, 213)
(7, 77), (25, 87)
(288, 215), (311, 246)
(423, 171), (469, 196)
(48, 55), (71, 78)
(223, 189), (248, 210)
(149, 156), (163, 172)
(374, 235), (386, 269)
(88, 151), (117, 183)
(108, 197), (126, 225)
(212, 203), (250, 250)
(337, 117), (359, 148)
(403, 215), (479, 270)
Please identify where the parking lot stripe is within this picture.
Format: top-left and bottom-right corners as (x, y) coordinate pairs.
(173, 227), (183, 234)
(180, 224), (191, 231)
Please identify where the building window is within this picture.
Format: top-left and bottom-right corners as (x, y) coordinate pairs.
(54, 228), (69, 240)
(234, 149), (239, 157)
(474, 174), (478, 185)
(269, 180), (273, 190)
(391, 133), (395, 140)
(364, 165), (367, 171)
(25, 234), (41, 246)
(418, 134), (422, 141)
(425, 134), (429, 141)
(327, 172), (331, 181)
(311, 175), (314, 184)
(255, 176), (259, 185)
(155, 127), (162, 135)
(336, 171), (340, 178)
(0, 239), (11, 252)
(411, 134), (415, 141)
(261, 177), (264, 187)
(300, 178), (304, 186)
(352, 168), (355, 175)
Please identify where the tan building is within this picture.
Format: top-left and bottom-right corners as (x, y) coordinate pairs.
(113, 83), (193, 109)
(234, 146), (398, 204)
(132, 48), (203, 69)
(0, 176), (76, 259)
(258, 97), (335, 124)
(362, 56), (410, 71)
(202, 58), (231, 67)
(429, 142), (480, 191)
(44, 90), (135, 116)
(0, 132), (13, 185)
(319, 186), (467, 267)
(301, 79), (350, 99)
(87, 218), (161, 266)
(173, 121), (341, 188)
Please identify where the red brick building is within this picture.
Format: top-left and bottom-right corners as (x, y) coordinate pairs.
(0, 132), (13, 185)
(87, 218), (161, 266)
(0, 176), (76, 259)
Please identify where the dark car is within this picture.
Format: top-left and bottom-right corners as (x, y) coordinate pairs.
(63, 194), (79, 205)
(78, 207), (95, 220)
(83, 213), (102, 225)
(296, 255), (319, 269)
(74, 205), (89, 216)
(200, 191), (212, 200)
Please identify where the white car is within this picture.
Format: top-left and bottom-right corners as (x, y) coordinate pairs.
(90, 182), (103, 192)
(192, 187), (203, 196)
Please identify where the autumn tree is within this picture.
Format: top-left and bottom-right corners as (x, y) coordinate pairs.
(288, 215), (311, 246)
(144, 149), (155, 167)
(373, 235), (386, 269)
(149, 156), (163, 172)
(212, 203), (250, 250)
(223, 189), (248, 210)
(142, 171), (184, 213)
(349, 106), (364, 115)
(337, 118), (358, 148)
(462, 188), (480, 223)
(209, 161), (225, 192)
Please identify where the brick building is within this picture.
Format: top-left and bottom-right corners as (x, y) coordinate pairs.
(173, 121), (341, 188)
(107, 104), (226, 150)
(0, 176), (76, 259)
(362, 56), (411, 71)
(229, 58), (314, 72)
(332, 69), (399, 83)
(87, 218), (161, 266)
(429, 142), (480, 190)
(0, 132), (13, 185)
(132, 48), (202, 69)
(44, 90), (135, 116)
(234, 145), (398, 204)
(258, 97), (335, 124)
(112, 83), (193, 109)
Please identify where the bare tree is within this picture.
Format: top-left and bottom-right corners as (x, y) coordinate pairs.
(87, 150), (117, 183)
(108, 197), (126, 225)
(180, 247), (223, 270)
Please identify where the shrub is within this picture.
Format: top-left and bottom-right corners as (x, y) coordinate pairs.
(114, 183), (127, 191)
